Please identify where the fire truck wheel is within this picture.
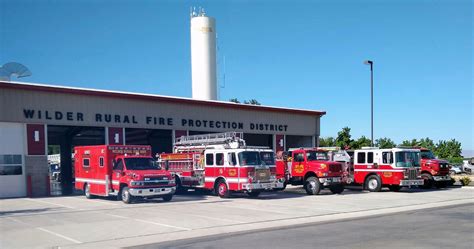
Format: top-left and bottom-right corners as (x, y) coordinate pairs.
(329, 184), (344, 194)
(365, 175), (382, 192)
(247, 191), (261, 198)
(420, 173), (434, 189)
(435, 181), (448, 188)
(121, 187), (133, 204)
(84, 183), (93, 199)
(388, 185), (401, 192)
(216, 180), (230, 198)
(304, 176), (321, 195)
(162, 194), (173, 202)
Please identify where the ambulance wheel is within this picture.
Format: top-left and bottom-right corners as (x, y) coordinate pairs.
(121, 187), (133, 204)
(304, 176), (321, 195)
(421, 173), (434, 189)
(388, 185), (401, 192)
(216, 180), (230, 198)
(365, 175), (382, 192)
(162, 194), (173, 202)
(329, 184), (344, 194)
(84, 183), (93, 199)
(247, 191), (261, 198)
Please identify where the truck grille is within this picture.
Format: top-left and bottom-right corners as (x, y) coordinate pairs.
(438, 163), (450, 175)
(407, 169), (417, 180)
(255, 169), (271, 182)
(144, 176), (169, 186)
(329, 164), (342, 173)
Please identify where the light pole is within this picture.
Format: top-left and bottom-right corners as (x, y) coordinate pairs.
(364, 60), (374, 147)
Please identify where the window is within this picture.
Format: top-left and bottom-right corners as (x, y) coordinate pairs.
(306, 151), (329, 161)
(83, 158), (90, 168)
(113, 159), (124, 171)
(99, 157), (104, 167)
(260, 152), (275, 165)
(0, 155), (22, 175)
(294, 153), (305, 162)
(357, 152), (366, 164)
(216, 153), (224, 166)
(395, 151), (421, 168)
(238, 151), (260, 166)
(228, 153), (237, 166)
(382, 152), (393, 164)
(206, 154), (214, 166)
(367, 152), (374, 164)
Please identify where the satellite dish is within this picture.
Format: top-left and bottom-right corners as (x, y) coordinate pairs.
(0, 62), (32, 81)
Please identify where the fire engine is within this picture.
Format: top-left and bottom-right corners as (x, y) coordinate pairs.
(275, 148), (345, 195)
(74, 145), (176, 204)
(417, 147), (451, 188)
(327, 147), (424, 192)
(158, 132), (284, 198)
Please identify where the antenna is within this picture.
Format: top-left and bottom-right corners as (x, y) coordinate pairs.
(0, 62), (32, 81)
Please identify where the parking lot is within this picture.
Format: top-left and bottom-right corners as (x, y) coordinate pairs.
(1, 186), (473, 249)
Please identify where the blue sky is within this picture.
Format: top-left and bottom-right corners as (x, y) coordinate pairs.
(1, 0), (472, 150)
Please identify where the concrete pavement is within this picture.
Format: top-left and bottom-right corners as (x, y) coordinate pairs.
(0, 186), (473, 248)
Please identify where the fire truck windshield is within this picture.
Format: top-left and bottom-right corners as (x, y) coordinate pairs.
(395, 152), (421, 167)
(238, 152), (260, 166)
(306, 151), (329, 161)
(420, 150), (436, 159)
(260, 152), (275, 165)
(124, 158), (160, 170)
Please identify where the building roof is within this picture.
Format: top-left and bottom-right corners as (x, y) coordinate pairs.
(0, 81), (326, 116)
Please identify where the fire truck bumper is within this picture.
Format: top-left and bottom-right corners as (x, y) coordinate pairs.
(319, 177), (343, 186)
(129, 187), (176, 197)
(433, 175), (451, 181)
(242, 182), (284, 191)
(399, 180), (424, 186)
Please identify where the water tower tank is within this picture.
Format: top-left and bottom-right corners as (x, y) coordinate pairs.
(190, 11), (217, 101)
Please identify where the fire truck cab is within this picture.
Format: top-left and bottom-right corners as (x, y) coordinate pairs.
(417, 147), (451, 188)
(276, 148), (345, 195)
(347, 147), (424, 192)
(159, 132), (284, 198)
(75, 145), (176, 204)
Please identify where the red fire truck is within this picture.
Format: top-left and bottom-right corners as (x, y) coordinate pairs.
(158, 132), (284, 198)
(331, 147), (424, 192)
(74, 145), (176, 203)
(417, 147), (451, 188)
(275, 148), (345, 195)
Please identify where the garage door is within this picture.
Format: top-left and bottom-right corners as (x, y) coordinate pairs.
(0, 122), (26, 198)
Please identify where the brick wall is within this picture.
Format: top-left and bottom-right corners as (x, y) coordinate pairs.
(25, 156), (49, 197)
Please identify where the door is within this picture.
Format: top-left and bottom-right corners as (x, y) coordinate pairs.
(291, 152), (306, 177)
(0, 123), (27, 198)
(112, 158), (124, 192)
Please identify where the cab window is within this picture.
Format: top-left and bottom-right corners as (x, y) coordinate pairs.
(206, 154), (214, 166)
(367, 152), (374, 164)
(357, 152), (366, 164)
(382, 152), (393, 164)
(228, 153), (237, 166)
(294, 153), (305, 162)
(113, 159), (124, 171)
(216, 153), (224, 166)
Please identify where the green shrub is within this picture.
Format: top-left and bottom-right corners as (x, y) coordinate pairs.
(460, 176), (471, 186)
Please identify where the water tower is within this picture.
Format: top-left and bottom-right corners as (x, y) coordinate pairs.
(190, 8), (217, 101)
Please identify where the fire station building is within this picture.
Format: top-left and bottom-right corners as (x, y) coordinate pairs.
(0, 81), (325, 198)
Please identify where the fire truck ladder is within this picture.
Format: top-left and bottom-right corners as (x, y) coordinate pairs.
(174, 132), (245, 151)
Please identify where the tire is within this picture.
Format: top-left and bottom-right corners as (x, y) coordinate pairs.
(84, 183), (93, 199)
(388, 185), (401, 192)
(215, 180), (230, 198)
(329, 184), (344, 194)
(121, 187), (133, 204)
(304, 176), (321, 195)
(435, 181), (448, 188)
(421, 173), (434, 189)
(175, 176), (188, 194)
(247, 191), (261, 198)
(365, 175), (382, 192)
(162, 194), (173, 202)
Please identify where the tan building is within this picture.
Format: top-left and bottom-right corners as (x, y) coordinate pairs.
(0, 81), (325, 198)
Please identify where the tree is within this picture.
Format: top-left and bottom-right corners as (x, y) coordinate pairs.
(400, 139), (418, 147)
(244, 99), (261, 105)
(229, 98), (240, 103)
(350, 136), (372, 149)
(319, 137), (335, 147)
(335, 127), (353, 149)
(376, 137), (396, 149)
(434, 139), (462, 160)
(418, 137), (435, 151)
